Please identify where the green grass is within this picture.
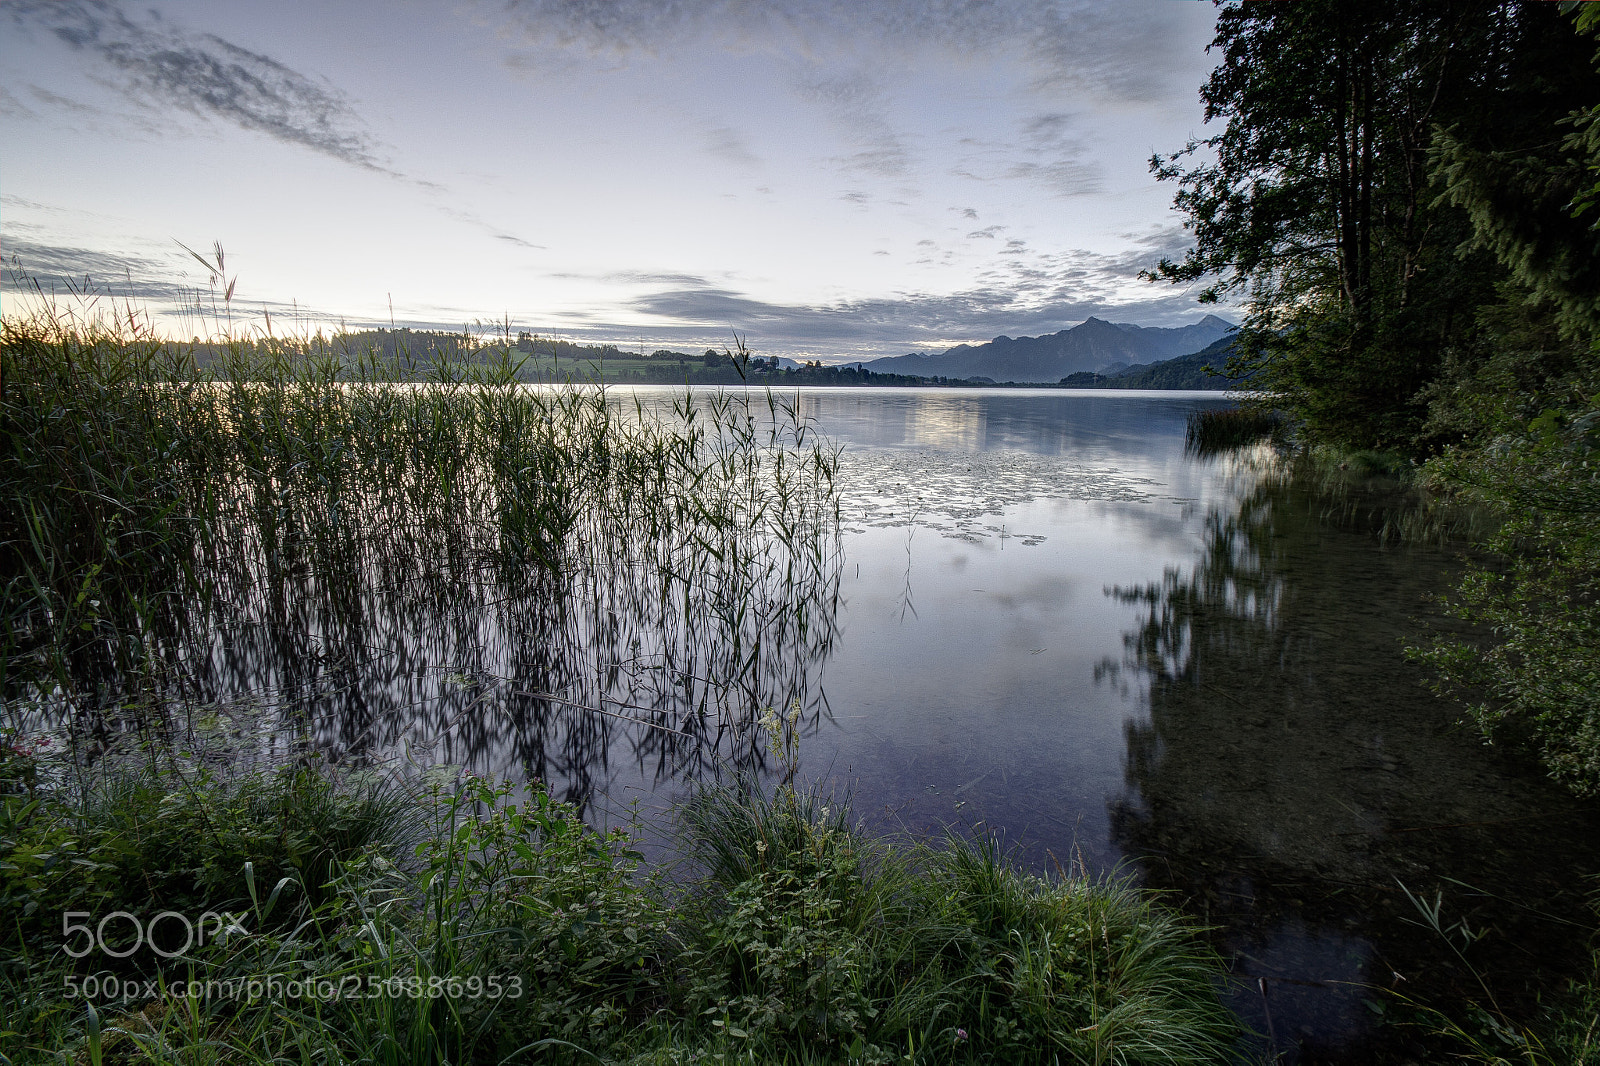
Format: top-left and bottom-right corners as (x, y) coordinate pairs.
(0, 739), (1237, 1065)
(1184, 407), (1286, 457)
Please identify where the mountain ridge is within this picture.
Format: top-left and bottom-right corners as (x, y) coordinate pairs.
(860, 314), (1235, 383)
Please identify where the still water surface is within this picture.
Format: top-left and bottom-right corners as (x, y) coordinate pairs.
(679, 387), (1599, 1064)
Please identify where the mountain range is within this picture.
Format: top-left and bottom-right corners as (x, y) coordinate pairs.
(856, 314), (1236, 383)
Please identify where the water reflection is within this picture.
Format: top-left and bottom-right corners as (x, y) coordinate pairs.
(801, 390), (1242, 876)
(781, 387), (1235, 469)
(181, 535), (843, 810)
(1106, 468), (1600, 1062)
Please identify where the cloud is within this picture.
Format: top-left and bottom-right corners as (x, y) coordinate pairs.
(2, 238), (188, 303)
(1004, 159), (1102, 197)
(795, 70), (910, 177)
(485, 0), (1209, 103)
(1010, 111), (1103, 195)
(620, 252), (1222, 359)
(1022, 112), (1074, 142)
(602, 270), (715, 285)
(1101, 224), (1194, 279)
(495, 233), (544, 249)
(27, 85), (99, 114)
(482, 2), (1207, 201)
(1024, 3), (1204, 104)
(0, 85), (35, 118)
(704, 126), (761, 166)
(953, 110), (1104, 197)
(4, 0), (391, 172)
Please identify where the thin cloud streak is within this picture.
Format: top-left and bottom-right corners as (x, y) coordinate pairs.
(487, 0), (1206, 102)
(4, 0), (392, 173)
(2, 2), (547, 251)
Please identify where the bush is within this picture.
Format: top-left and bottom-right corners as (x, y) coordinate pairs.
(1415, 366), (1600, 796)
(0, 753), (1235, 1065)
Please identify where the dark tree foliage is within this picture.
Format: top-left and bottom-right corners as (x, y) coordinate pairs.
(1151, 0), (1595, 449)
(1414, 10), (1600, 797)
(1431, 9), (1600, 343)
(1157, 2), (1600, 794)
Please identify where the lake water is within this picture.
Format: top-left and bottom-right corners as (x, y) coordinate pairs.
(50, 385), (1600, 1062)
(640, 387), (1598, 1064)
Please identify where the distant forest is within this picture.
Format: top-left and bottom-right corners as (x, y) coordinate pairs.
(184, 327), (1235, 389)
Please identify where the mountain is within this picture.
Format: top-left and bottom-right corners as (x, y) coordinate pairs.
(1059, 335), (1242, 390)
(861, 314), (1235, 383)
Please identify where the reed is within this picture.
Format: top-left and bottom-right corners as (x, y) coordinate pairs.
(1, 301), (842, 793)
(1185, 406), (1286, 456)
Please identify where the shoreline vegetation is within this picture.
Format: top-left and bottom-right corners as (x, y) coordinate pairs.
(0, 730), (1237, 1065)
(0, 307), (1239, 1063)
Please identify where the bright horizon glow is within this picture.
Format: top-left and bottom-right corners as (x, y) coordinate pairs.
(0, 0), (1227, 361)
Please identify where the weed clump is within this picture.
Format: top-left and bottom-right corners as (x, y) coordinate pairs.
(1186, 406), (1287, 456)
(0, 744), (1235, 1065)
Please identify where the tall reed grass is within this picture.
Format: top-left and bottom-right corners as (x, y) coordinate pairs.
(1184, 406), (1286, 457)
(2, 299), (842, 795)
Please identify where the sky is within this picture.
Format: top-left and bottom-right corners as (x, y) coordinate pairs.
(0, 0), (1227, 361)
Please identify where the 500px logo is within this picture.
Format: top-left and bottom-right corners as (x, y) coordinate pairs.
(63, 910), (249, 959)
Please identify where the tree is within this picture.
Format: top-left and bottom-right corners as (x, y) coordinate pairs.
(1150, 1), (1590, 449)
(1412, 9), (1600, 795)
(1430, 9), (1600, 342)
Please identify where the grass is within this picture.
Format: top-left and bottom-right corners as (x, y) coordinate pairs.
(0, 734), (1237, 1065)
(1396, 880), (1600, 1065)
(1184, 407), (1286, 457)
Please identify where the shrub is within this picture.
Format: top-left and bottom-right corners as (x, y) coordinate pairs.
(0, 757), (1235, 1065)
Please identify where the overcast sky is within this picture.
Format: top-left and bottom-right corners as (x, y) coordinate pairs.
(1, 0), (1226, 360)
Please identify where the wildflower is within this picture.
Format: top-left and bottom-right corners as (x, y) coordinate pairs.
(955, 1028), (968, 1043)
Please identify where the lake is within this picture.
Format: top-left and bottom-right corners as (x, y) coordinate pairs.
(41, 384), (1600, 1063)
(632, 386), (1598, 1063)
